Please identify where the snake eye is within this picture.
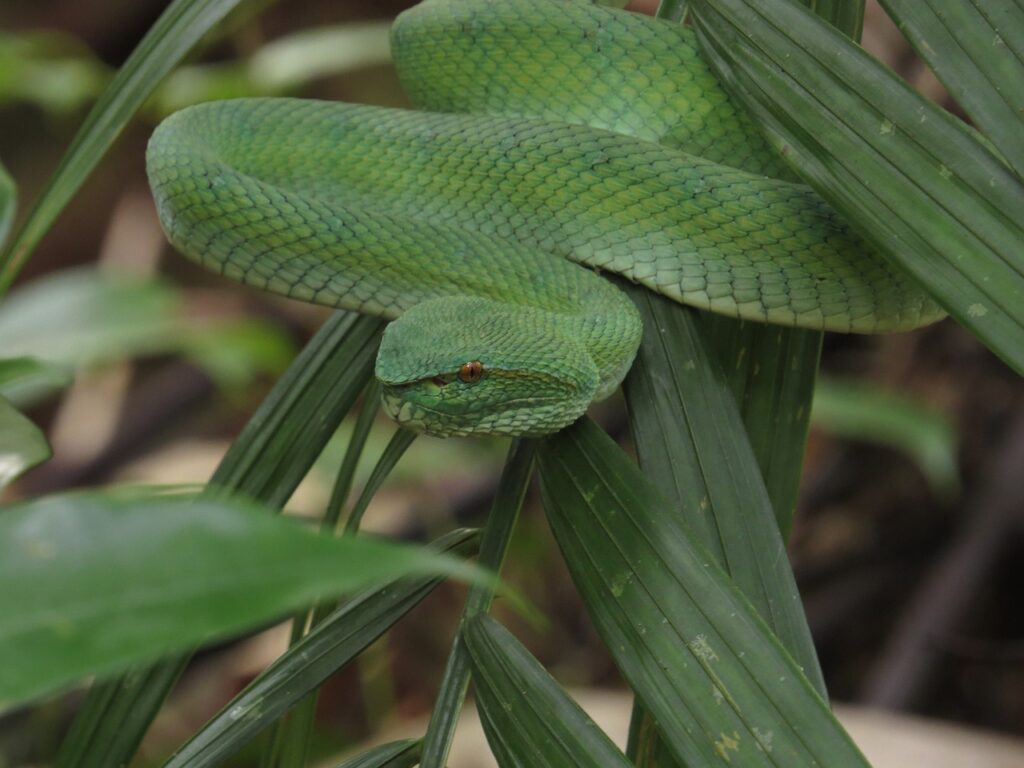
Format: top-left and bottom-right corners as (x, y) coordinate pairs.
(458, 360), (484, 384)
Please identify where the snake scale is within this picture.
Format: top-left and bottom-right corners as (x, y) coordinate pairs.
(147, 0), (943, 437)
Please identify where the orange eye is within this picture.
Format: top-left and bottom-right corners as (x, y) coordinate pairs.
(458, 360), (484, 384)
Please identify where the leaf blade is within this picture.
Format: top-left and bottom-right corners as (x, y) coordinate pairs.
(877, 0), (1024, 179)
(0, 395), (51, 491)
(420, 440), (537, 768)
(690, 0), (1024, 373)
(164, 529), (479, 768)
(538, 419), (869, 767)
(621, 288), (824, 692)
(813, 377), (959, 497)
(0, 159), (14, 250)
(0, 357), (73, 409)
(55, 312), (384, 768)
(333, 740), (421, 768)
(0, 495), (484, 709)
(464, 615), (632, 768)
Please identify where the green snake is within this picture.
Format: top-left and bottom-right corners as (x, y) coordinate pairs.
(147, 0), (943, 437)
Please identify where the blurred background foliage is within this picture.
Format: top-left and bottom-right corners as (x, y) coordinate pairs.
(0, 0), (1021, 766)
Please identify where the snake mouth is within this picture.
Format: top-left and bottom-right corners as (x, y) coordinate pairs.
(381, 388), (433, 434)
(380, 382), (571, 438)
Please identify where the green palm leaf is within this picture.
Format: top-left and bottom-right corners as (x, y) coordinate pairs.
(464, 615), (633, 767)
(539, 418), (869, 767)
(333, 740), (421, 768)
(690, 0), (1024, 374)
(164, 529), (478, 768)
(877, 0), (1024, 179)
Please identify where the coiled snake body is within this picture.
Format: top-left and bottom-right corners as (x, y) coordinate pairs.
(147, 0), (943, 437)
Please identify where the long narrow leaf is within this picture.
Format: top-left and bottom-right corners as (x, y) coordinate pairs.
(164, 529), (478, 768)
(344, 427), (417, 534)
(621, 288), (823, 692)
(878, 0), (1024, 179)
(56, 312), (384, 768)
(805, 0), (864, 37)
(333, 740), (421, 768)
(697, 316), (821, 538)
(0, 0), (256, 293)
(626, 2), (854, 759)
(208, 313), (384, 505)
(690, 0), (1024, 374)
(54, 661), (190, 768)
(261, 383), (385, 768)
(0, 395), (50, 490)
(538, 418), (869, 767)
(0, 160), (14, 250)
(464, 615), (632, 768)
(813, 377), (959, 497)
(0, 495), (484, 708)
(420, 441), (536, 768)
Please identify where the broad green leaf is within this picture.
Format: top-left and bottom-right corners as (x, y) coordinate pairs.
(0, 493), (486, 708)
(538, 419), (869, 767)
(0, 268), (291, 386)
(690, 0), (1024, 375)
(878, 0), (1024, 179)
(154, 22), (392, 115)
(248, 22), (392, 91)
(259, 383), (385, 768)
(0, 0), (256, 293)
(621, 288), (824, 693)
(55, 312), (384, 768)
(164, 529), (478, 768)
(0, 269), (178, 367)
(0, 31), (108, 114)
(178, 319), (293, 389)
(0, 395), (50, 491)
(421, 441), (536, 768)
(0, 159), (14, 250)
(813, 377), (959, 497)
(334, 740), (421, 768)
(0, 357), (72, 411)
(464, 615), (632, 767)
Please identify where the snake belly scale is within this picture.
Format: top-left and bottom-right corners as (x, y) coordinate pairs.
(146, 0), (944, 437)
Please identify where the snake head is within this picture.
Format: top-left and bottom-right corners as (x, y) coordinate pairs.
(375, 297), (598, 438)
